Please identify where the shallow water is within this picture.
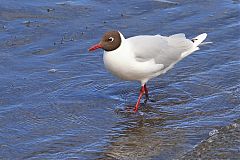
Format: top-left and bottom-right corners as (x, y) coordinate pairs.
(0, 0), (239, 159)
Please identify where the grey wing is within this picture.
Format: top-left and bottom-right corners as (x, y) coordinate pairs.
(127, 33), (194, 68)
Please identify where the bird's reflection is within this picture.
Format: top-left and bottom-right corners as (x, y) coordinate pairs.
(98, 105), (187, 160)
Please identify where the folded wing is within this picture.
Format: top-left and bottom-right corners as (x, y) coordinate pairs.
(127, 33), (194, 68)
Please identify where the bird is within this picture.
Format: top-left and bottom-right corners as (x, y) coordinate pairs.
(88, 31), (207, 112)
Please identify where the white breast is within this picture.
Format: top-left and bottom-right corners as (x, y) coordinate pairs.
(103, 40), (164, 83)
(103, 41), (136, 80)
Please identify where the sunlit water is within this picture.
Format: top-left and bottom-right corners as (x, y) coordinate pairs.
(0, 0), (239, 159)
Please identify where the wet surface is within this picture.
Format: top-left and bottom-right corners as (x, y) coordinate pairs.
(0, 0), (239, 159)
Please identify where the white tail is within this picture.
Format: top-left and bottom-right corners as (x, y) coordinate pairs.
(192, 33), (208, 47)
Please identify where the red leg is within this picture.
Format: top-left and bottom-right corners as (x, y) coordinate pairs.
(144, 84), (149, 103)
(133, 86), (145, 112)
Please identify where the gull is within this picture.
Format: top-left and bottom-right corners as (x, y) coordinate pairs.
(89, 31), (207, 112)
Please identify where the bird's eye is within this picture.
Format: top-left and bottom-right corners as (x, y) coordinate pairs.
(108, 37), (114, 42)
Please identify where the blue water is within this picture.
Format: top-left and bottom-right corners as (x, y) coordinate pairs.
(0, 0), (239, 159)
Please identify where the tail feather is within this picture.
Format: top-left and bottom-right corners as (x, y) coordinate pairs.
(192, 33), (207, 47)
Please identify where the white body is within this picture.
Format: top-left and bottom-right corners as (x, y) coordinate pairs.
(103, 32), (207, 85)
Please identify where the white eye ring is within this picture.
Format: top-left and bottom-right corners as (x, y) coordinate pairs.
(108, 37), (114, 42)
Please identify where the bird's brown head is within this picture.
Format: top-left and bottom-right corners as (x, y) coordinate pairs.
(88, 31), (121, 52)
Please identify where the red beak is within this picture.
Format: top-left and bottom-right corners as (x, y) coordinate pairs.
(88, 43), (102, 51)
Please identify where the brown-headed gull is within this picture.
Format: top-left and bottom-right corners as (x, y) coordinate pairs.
(89, 31), (207, 112)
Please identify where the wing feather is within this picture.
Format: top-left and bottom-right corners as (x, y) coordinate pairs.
(127, 33), (193, 68)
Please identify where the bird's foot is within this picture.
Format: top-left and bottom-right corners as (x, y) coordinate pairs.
(133, 106), (138, 113)
(144, 98), (149, 105)
(115, 106), (139, 115)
